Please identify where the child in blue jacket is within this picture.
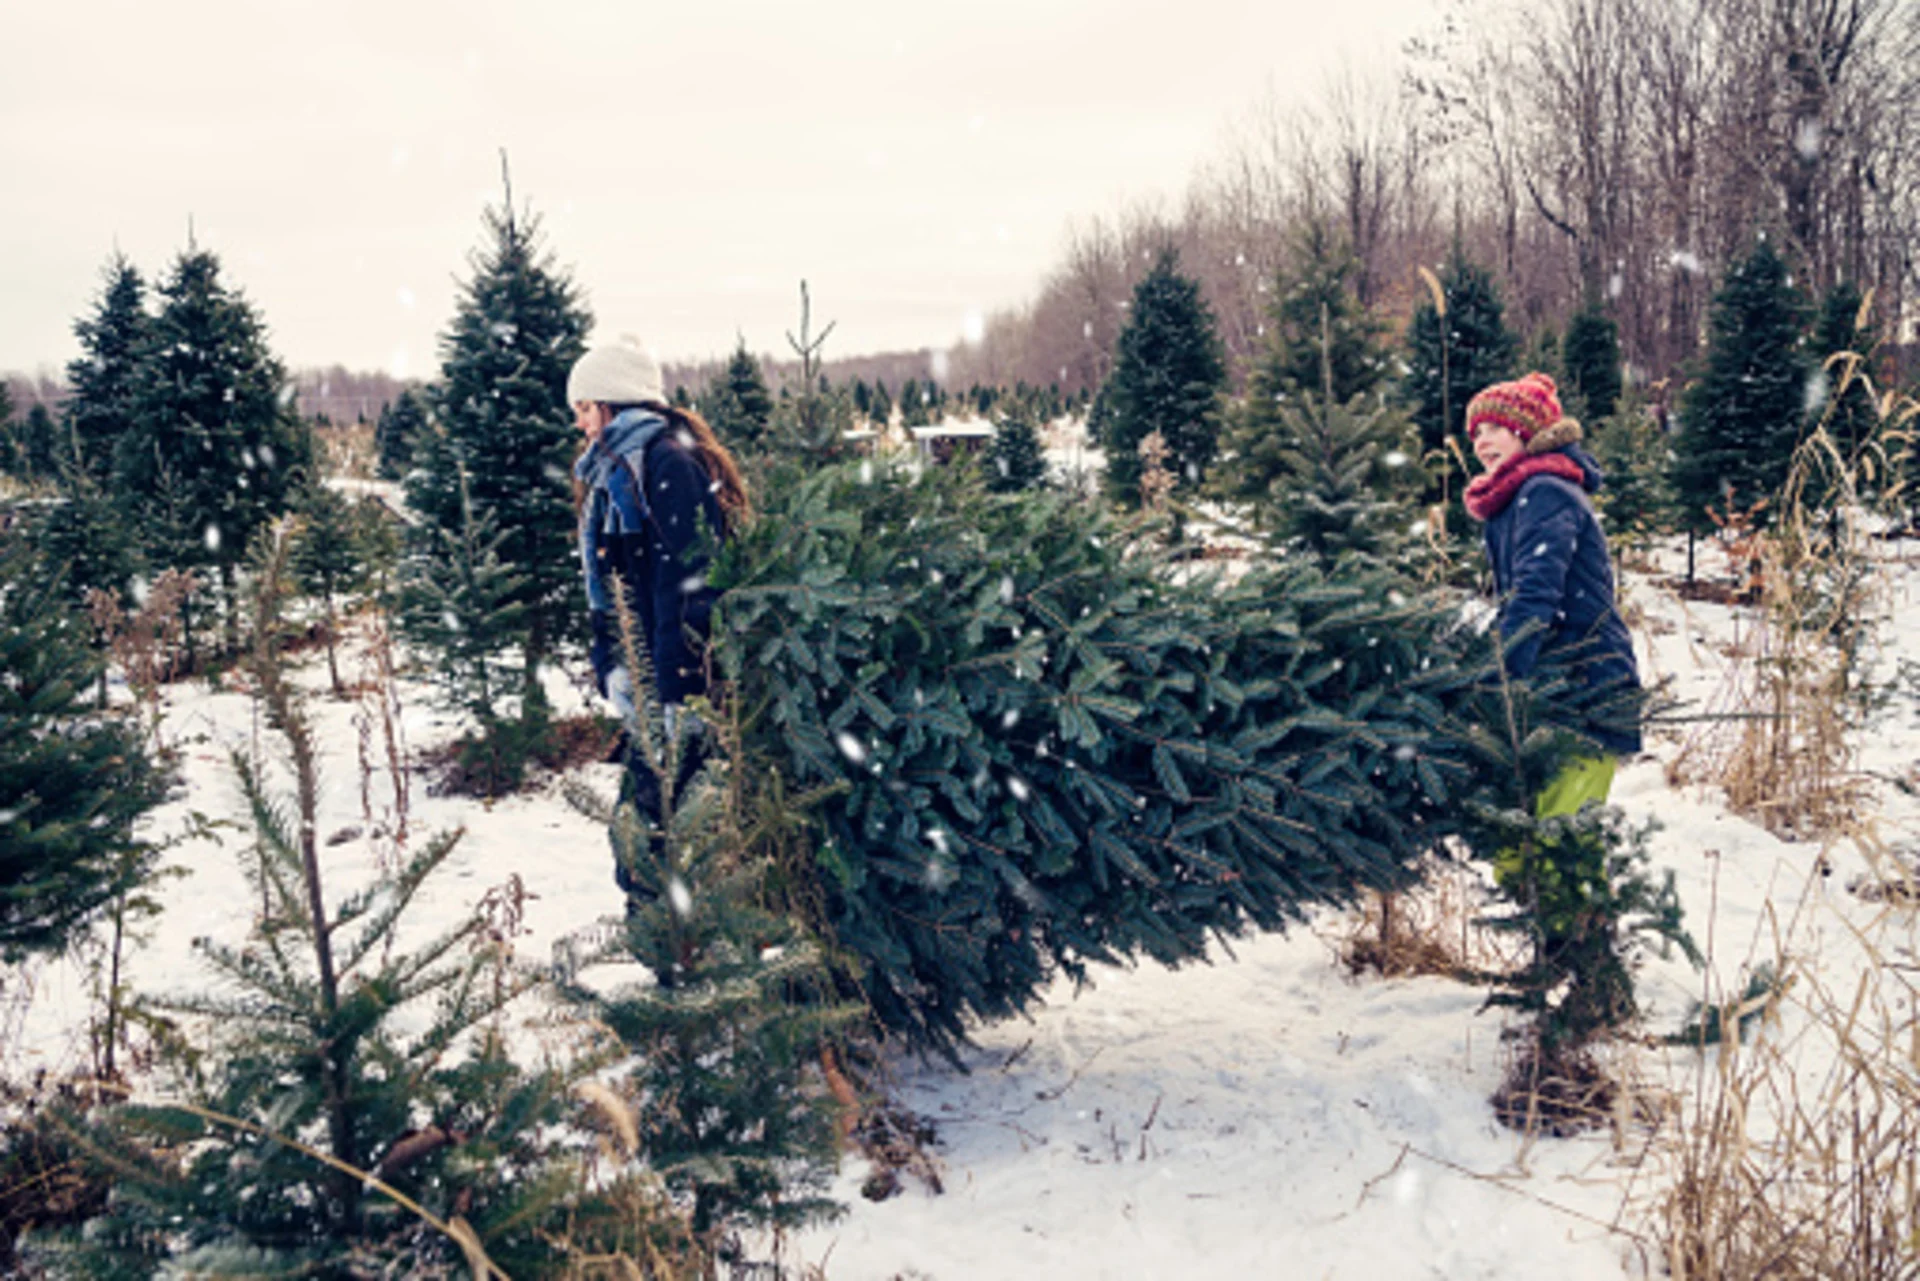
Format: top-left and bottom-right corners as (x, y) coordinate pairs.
(1464, 372), (1641, 813)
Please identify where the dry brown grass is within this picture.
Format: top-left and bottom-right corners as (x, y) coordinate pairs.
(1642, 894), (1920, 1278)
(1336, 852), (1527, 981)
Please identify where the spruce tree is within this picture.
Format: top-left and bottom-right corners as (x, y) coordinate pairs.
(1561, 304), (1623, 424)
(412, 172), (591, 710)
(1254, 391), (1419, 561)
(118, 244), (313, 655)
(0, 535), (166, 957)
(47, 532), (593, 1276)
(65, 253), (149, 488)
(1402, 248), (1519, 474)
(985, 401), (1047, 492)
(1095, 249), (1227, 504)
(1259, 223), (1390, 405)
(898, 377), (933, 428)
(289, 477), (372, 696)
(870, 378), (893, 429)
(700, 337), (776, 454)
(561, 637), (850, 1253)
(372, 387), (428, 480)
(768, 282), (854, 463)
(1587, 394), (1677, 548)
(1214, 227), (1392, 522)
(1807, 279), (1879, 473)
(706, 459), (1640, 1058)
(19, 406), (59, 484)
(399, 451), (535, 796)
(34, 469), (142, 613)
(1671, 239), (1811, 534)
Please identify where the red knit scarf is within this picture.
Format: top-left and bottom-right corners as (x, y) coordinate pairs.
(1463, 451), (1586, 522)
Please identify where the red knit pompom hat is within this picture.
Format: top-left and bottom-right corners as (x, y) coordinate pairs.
(1465, 372), (1566, 446)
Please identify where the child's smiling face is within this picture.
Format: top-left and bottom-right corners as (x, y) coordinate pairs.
(1473, 422), (1524, 472)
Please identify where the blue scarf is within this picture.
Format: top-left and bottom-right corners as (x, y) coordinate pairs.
(574, 409), (670, 612)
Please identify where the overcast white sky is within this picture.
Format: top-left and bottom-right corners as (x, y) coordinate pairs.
(3, 0), (1437, 379)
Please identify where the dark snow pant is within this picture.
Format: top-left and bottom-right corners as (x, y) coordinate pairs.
(613, 733), (709, 910)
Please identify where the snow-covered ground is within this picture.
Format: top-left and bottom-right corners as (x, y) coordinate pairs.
(7, 526), (1919, 1280)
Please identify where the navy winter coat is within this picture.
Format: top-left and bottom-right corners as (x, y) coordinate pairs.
(576, 409), (726, 707)
(1481, 444), (1642, 754)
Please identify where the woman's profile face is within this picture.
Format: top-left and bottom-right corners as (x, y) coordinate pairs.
(574, 400), (611, 444)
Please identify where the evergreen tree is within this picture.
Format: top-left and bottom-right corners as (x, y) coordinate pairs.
(1402, 248), (1519, 479)
(19, 406), (60, 484)
(1561, 304), (1623, 424)
(561, 636), (850, 1253)
(1251, 391), (1419, 560)
(767, 282), (854, 463)
(708, 459), (1639, 1058)
(412, 174), (591, 709)
(289, 477), (372, 696)
(34, 469), (143, 613)
(0, 382), (14, 478)
(372, 387), (428, 480)
(898, 377), (933, 428)
(1670, 239), (1812, 534)
(118, 244), (313, 654)
(399, 453), (535, 796)
(65, 254), (149, 488)
(0, 536), (166, 957)
(48, 534), (593, 1276)
(700, 337), (776, 454)
(985, 401), (1047, 493)
(870, 378), (893, 429)
(1095, 248), (1227, 504)
(1586, 382), (1676, 547)
(1807, 279), (1879, 472)
(1258, 223), (1390, 404)
(1214, 228), (1392, 522)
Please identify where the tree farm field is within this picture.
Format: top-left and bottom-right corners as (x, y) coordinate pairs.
(7, 509), (1920, 1279)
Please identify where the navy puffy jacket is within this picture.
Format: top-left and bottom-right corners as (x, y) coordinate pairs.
(1482, 445), (1642, 754)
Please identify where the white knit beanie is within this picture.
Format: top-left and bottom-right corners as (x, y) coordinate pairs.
(567, 333), (664, 406)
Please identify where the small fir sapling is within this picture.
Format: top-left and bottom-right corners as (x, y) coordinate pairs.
(558, 576), (853, 1261)
(986, 400), (1048, 493)
(1454, 659), (1696, 1132)
(43, 525), (586, 1278)
(1217, 303), (1417, 559)
(768, 282), (856, 465)
(398, 447), (543, 796)
(0, 536), (167, 960)
(289, 476), (376, 697)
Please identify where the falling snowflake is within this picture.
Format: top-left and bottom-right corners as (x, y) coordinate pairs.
(834, 731), (868, 764)
(203, 525), (222, 552)
(1803, 371), (1830, 417)
(668, 877), (693, 917)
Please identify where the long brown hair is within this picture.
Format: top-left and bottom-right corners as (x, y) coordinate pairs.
(575, 401), (753, 528)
